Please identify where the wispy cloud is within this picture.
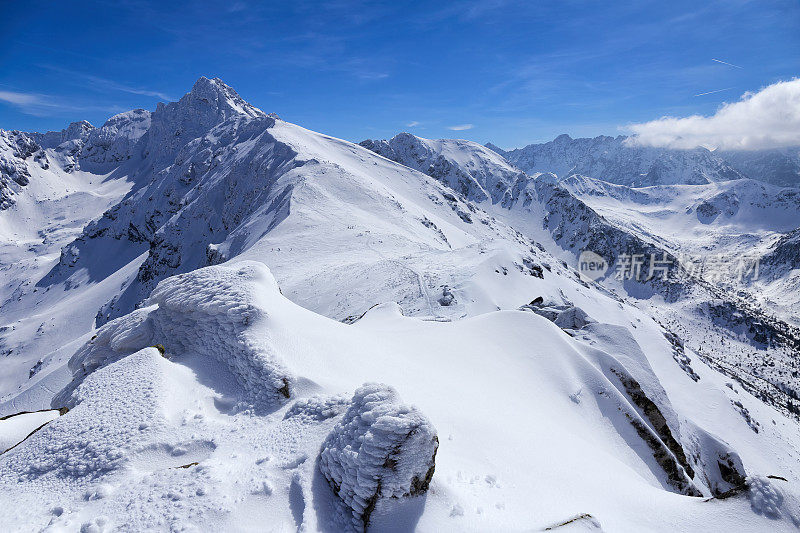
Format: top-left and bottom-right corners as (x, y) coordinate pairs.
(447, 124), (474, 131)
(625, 79), (800, 150)
(0, 91), (42, 106)
(711, 58), (743, 69)
(694, 87), (734, 97)
(0, 87), (126, 118)
(39, 65), (174, 101)
(355, 71), (389, 80)
(0, 90), (62, 116)
(406, 121), (420, 127)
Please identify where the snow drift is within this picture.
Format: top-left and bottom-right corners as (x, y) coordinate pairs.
(54, 262), (294, 409)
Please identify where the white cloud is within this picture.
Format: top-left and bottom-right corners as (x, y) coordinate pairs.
(625, 79), (800, 151)
(447, 123), (474, 131)
(0, 89), (126, 118)
(0, 90), (41, 106)
(406, 121), (420, 127)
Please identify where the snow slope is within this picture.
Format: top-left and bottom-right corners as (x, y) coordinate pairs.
(0, 78), (569, 412)
(2, 261), (799, 532)
(560, 176), (800, 257)
(0, 409), (61, 453)
(559, 174), (800, 325)
(362, 133), (800, 422)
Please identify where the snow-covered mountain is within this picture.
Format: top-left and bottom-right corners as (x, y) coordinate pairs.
(492, 134), (800, 188)
(0, 129), (47, 210)
(492, 134), (747, 186)
(359, 133), (527, 204)
(560, 175), (800, 256)
(1, 77), (571, 408)
(362, 133), (800, 421)
(2, 78), (800, 532)
(719, 148), (800, 188)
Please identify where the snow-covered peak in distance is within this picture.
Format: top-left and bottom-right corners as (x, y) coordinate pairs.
(363, 130), (800, 421)
(360, 132), (528, 204)
(495, 134), (747, 187)
(32, 120), (96, 149)
(493, 133), (800, 188)
(719, 146), (800, 187)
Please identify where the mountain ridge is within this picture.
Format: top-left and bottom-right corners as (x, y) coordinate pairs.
(489, 134), (800, 187)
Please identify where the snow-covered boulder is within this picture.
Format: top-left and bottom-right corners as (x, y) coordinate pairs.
(319, 383), (438, 531)
(747, 476), (800, 524)
(521, 300), (596, 331)
(686, 424), (747, 496)
(553, 306), (595, 330)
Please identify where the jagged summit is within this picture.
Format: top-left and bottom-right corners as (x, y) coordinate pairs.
(32, 120), (96, 149)
(30, 77), (263, 156)
(181, 76), (265, 119)
(501, 133), (747, 186)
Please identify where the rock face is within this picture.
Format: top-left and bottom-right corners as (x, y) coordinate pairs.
(761, 228), (800, 281)
(521, 300), (596, 331)
(319, 383), (438, 531)
(0, 130), (47, 209)
(360, 133), (528, 204)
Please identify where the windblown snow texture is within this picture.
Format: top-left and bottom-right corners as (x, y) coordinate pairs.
(54, 262), (294, 408)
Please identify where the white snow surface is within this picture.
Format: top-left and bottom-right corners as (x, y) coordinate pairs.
(0, 409), (60, 453)
(1, 78), (800, 532)
(2, 261), (800, 531)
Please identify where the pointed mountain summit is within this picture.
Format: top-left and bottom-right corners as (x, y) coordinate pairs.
(139, 77), (267, 168)
(180, 76), (265, 120)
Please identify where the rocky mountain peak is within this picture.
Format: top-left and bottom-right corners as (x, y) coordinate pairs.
(182, 76), (265, 120)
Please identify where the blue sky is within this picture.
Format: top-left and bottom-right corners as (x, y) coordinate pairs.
(0, 0), (798, 148)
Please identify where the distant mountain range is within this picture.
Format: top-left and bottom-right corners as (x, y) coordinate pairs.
(487, 134), (800, 187)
